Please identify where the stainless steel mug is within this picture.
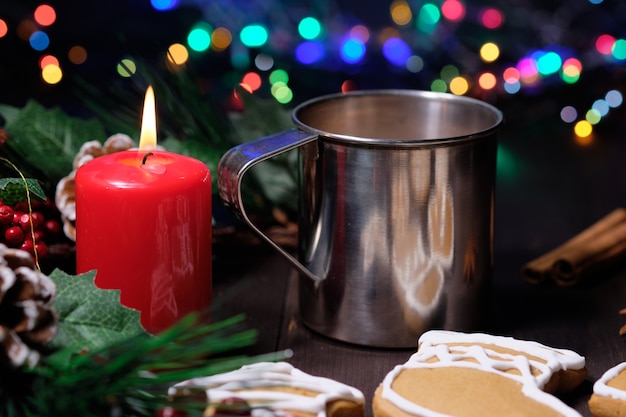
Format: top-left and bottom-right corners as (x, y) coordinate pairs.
(218, 89), (503, 348)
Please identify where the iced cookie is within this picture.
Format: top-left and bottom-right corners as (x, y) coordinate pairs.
(417, 330), (587, 393)
(588, 361), (626, 417)
(169, 362), (364, 417)
(373, 331), (587, 417)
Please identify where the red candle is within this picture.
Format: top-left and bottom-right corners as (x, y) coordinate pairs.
(75, 87), (212, 333)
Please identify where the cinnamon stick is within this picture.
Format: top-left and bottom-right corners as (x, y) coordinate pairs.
(552, 222), (626, 286)
(522, 208), (626, 285)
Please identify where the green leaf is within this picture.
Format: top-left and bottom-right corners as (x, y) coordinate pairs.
(229, 86), (293, 142)
(49, 269), (148, 352)
(0, 103), (22, 127)
(1, 100), (107, 184)
(0, 177), (46, 205)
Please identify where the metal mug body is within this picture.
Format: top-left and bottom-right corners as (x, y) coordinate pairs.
(218, 90), (502, 348)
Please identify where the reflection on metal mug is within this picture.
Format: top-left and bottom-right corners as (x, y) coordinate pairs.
(217, 89), (503, 348)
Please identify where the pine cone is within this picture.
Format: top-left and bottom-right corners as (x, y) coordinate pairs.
(55, 134), (136, 241)
(0, 243), (57, 368)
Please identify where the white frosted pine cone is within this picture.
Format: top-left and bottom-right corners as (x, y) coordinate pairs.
(55, 134), (136, 241)
(0, 244), (57, 368)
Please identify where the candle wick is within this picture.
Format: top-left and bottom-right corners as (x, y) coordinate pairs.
(142, 152), (154, 165)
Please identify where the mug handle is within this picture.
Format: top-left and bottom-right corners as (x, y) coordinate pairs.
(217, 128), (320, 284)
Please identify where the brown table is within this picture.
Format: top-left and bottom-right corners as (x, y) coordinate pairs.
(211, 91), (626, 417)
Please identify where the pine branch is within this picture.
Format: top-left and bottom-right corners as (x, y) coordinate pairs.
(3, 313), (288, 417)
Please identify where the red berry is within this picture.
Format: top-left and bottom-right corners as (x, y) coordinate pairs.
(30, 212), (45, 230)
(34, 241), (48, 258)
(44, 219), (61, 236)
(12, 211), (23, 226)
(18, 213), (43, 232)
(214, 397), (252, 415)
(13, 202), (28, 213)
(155, 407), (187, 417)
(5, 226), (24, 247)
(20, 239), (34, 255)
(32, 230), (45, 242)
(0, 205), (14, 226)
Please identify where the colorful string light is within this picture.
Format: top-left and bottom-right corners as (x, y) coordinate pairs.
(0, 0), (622, 112)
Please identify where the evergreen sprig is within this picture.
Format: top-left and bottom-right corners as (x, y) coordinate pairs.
(1, 314), (288, 417)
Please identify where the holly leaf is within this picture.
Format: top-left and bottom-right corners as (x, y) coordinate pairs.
(0, 177), (47, 205)
(49, 269), (148, 352)
(1, 100), (107, 184)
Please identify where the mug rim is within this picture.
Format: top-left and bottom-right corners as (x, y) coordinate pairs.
(292, 89), (504, 146)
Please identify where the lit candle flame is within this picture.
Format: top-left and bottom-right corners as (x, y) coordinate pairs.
(139, 86), (157, 150)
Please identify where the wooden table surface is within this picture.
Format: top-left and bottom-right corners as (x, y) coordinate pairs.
(211, 91), (626, 417)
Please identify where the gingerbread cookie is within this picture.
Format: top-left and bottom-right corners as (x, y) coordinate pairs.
(417, 330), (587, 393)
(588, 361), (626, 417)
(373, 330), (586, 417)
(170, 362), (364, 417)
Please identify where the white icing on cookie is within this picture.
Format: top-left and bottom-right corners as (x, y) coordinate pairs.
(170, 362), (364, 416)
(380, 344), (583, 417)
(592, 361), (626, 400)
(418, 330), (585, 376)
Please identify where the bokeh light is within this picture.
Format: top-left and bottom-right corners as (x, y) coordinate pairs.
(592, 99), (610, 117)
(441, 0), (465, 22)
(167, 43), (189, 65)
(503, 67), (520, 83)
(41, 64), (62, 84)
(240, 24), (269, 48)
(231, 43), (250, 69)
(431, 79), (447, 92)
(417, 4), (441, 33)
(478, 72), (497, 90)
(479, 42), (500, 62)
(612, 39), (626, 60)
(596, 34), (615, 55)
(440, 64), (459, 82)
(574, 120), (593, 139)
(68, 45), (87, 64)
(254, 53), (274, 71)
(504, 80), (521, 94)
(211, 27), (232, 51)
(0, 19), (7, 38)
(298, 17), (322, 40)
(350, 25), (370, 42)
(536, 51), (562, 75)
(29, 31), (50, 51)
(606, 90), (623, 107)
(16, 20), (37, 41)
(517, 57), (539, 84)
(296, 41), (325, 64)
(270, 69), (289, 85)
(117, 58), (137, 77)
(271, 81), (293, 104)
(34, 4), (56, 26)
(382, 37), (411, 66)
(39, 54), (58, 69)
(340, 38), (366, 64)
(187, 24), (212, 52)
(560, 106), (577, 123)
(406, 55), (424, 73)
(449, 76), (469, 95)
(561, 57), (581, 84)
(390, 0), (413, 26)
(151, 0), (178, 11)
(341, 80), (358, 92)
(480, 8), (503, 29)
(241, 72), (262, 92)
(585, 108), (601, 125)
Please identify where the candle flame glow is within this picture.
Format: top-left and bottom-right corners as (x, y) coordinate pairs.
(139, 86), (157, 150)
